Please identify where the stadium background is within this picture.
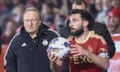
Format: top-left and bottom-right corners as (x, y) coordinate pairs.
(0, 0), (120, 72)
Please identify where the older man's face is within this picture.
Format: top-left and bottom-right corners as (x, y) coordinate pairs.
(23, 11), (41, 34)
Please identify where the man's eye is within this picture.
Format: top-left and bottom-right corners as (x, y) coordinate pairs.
(24, 20), (30, 22)
(32, 19), (37, 21)
(72, 19), (77, 22)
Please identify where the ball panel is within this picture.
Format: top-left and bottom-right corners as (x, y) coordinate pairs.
(48, 37), (70, 58)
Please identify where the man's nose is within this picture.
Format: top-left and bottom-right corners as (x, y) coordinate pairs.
(28, 20), (33, 26)
(69, 22), (74, 27)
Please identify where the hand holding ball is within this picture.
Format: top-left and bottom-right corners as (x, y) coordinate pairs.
(48, 37), (70, 59)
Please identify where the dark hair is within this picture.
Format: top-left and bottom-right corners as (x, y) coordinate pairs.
(44, 2), (54, 9)
(69, 9), (94, 30)
(73, 0), (88, 8)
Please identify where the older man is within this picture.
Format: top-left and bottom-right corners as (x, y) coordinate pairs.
(4, 7), (58, 72)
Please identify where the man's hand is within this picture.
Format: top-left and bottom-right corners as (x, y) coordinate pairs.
(47, 50), (63, 66)
(70, 44), (89, 56)
(70, 44), (109, 70)
(47, 50), (64, 72)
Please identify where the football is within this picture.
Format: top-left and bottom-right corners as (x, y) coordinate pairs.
(48, 37), (70, 59)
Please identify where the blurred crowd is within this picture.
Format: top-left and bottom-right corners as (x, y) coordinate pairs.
(0, 0), (120, 72)
(0, 0), (120, 39)
(0, 0), (120, 43)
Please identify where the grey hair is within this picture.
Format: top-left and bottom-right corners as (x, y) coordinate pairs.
(23, 6), (41, 19)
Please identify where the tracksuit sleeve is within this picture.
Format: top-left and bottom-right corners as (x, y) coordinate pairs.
(4, 38), (17, 72)
(101, 25), (115, 58)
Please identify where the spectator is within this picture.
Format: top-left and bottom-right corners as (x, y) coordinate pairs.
(108, 7), (120, 34)
(95, 0), (104, 23)
(32, 0), (43, 10)
(11, 4), (24, 27)
(88, 0), (98, 18)
(0, 0), (11, 17)
(107, 7), (120, 72)
(111, 0), (120, 8)
(41, 2), (54, 26)
(0, 19), (16, 44)
(54, 15), (66, 32)
(96, 0), (112, 25)
(95, 0), (103, 13)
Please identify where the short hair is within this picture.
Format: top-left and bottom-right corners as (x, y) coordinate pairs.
(69, 9), (94, 30)
(73, 0), (88, 8)
(23, 6), (41, 19)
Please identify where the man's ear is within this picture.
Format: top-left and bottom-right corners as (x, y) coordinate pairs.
(83, 20), (89, 27)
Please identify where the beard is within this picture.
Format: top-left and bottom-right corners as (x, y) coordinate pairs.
(70, 26), (84, 37)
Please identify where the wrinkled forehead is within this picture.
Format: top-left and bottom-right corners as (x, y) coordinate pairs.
(23, 11), (40, 20)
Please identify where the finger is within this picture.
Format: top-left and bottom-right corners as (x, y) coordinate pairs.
(47, 50), (55, 61)
(70, 44), (77, 48)
(75, 44), (82, 49)
(71, 44), (82, 49)
(48, 53), (53, 60)
(51, 54), (58, 62)
(70, 48), (78, 51)
(47, 49), (51, 58)
(70, 50), (79, 54)
(70, 48), (79, 53)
